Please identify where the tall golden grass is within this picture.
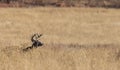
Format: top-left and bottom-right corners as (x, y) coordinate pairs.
(0, 7), (120, 70)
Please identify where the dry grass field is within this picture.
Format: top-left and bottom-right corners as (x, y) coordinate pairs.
(0, 7), (120, 70)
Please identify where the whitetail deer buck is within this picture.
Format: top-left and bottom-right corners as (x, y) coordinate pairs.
(31, 33), (43, 48)
(23, 33), (43, 51)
